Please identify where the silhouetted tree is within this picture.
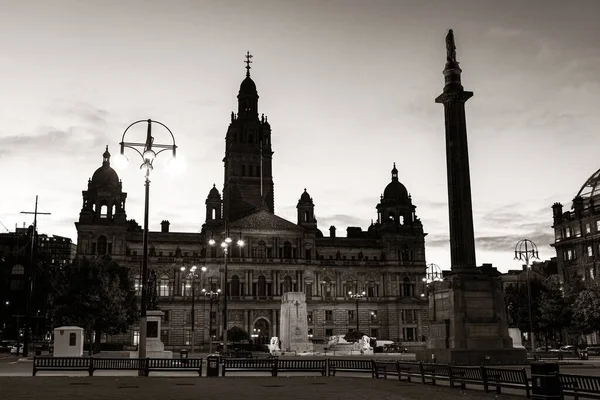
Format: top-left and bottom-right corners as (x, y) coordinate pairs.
(49, 257), (137, 354)
(227, 326), (248, 343)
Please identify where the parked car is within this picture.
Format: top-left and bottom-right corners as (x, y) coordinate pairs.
(10, 344), (23, 355)
(0, 341), (13, 353)
(560, 345), (578, 353)
(585, 346), (600, 356)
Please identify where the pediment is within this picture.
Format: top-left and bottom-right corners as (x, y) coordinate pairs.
(228, 210), (304, 232)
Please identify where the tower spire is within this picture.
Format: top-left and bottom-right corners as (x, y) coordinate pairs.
(245, 51), (253, 77)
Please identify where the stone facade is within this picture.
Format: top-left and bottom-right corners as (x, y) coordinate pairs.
(75, 63), (429, 350)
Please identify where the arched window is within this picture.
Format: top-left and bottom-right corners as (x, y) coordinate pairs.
(255, 241), (267, 259)
(304, 211), (309, 222)
(403, 277), (413, 297)
(111, 204), (116, 217)
(100, 203), (108, 218)
(388, 212), (395, 222)
(283, 241), (292, 259)
(241, 165), (246, 176)
(282, 276), (292, 294)
(181, 278), (192, 297)
(159, 275), (170, 297)
(322, 277), (333, 299)
(97, 235), (107, 255)
(399, 215), (404, 225)
(231, 275), (241, 297)
(249, 165), (253, 177)
(211, 208), (216, 220)
(401, 244), (411, 261)
(257, 275), (267, 297)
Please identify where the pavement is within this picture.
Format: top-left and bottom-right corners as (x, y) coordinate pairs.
(0, 376), (526, 400)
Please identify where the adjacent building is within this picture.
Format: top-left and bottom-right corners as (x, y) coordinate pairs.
(74, 62), (429, 350)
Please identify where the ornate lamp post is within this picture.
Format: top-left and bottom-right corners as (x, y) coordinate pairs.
(514, 239), (539, 355)
(209, 233), (244, 354)
(116, 119), (177, 369)
(421, 263), (444, 297)
(348, 289), (366, 332)
(202, 284), (221, 354)
(180, 265), (206, 354)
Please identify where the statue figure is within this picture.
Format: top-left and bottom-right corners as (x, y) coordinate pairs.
(446, 29), (457, 63)
(148, 269), (159, 310)
(268, 337), (280, 355)
(358, 335), (373, 354)
(507, 302), (516, 327)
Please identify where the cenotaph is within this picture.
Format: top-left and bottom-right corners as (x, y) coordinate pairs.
(279, 292), (312, 353)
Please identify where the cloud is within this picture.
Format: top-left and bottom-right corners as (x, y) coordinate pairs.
(486, 27), (525, 39)
(475, 231), (554, 252)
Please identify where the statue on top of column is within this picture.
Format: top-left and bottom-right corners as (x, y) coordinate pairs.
(446, 29), (457, 63)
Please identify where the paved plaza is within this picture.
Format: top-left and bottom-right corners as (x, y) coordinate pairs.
(1, 376), (525, 400)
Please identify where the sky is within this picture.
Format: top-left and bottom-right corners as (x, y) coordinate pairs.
(0, 0), (599, 273)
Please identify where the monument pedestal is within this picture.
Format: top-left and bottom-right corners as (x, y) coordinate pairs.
(130, 310), (173, 359)
(423, 273), (526, 364)
(280, 292), (313, 353)
(509, 327), (525, 349)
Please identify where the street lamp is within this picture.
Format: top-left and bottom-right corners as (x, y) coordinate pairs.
(348, 290), (366, 332)
(202, 283), (221, 354)
(117, 119), (177, 370)
(209, 233), (244, 354)
(514, 239), (540, 355)
(421, 263), (444, 297)
(251, 328), (260, 339)
(180, 265), (206, 354)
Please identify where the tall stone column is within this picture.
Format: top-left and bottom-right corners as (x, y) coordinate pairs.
(435, 29), (476, 272)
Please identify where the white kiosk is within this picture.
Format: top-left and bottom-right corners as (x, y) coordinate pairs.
(53, 326), (84, 357)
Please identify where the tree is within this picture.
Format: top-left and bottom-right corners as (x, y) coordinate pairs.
(504, 278), (546, 337)
(572, 284), (600, 335)
(49, 257), (137, 353)
(538, 275), (572, 346)
(227, 326), (248, 343)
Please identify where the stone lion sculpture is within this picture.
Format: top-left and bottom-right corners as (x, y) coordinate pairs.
(358, 335), (373, 354)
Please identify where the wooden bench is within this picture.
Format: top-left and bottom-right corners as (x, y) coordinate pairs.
(396, 361), (421, 382)
(484, 367), (530, 398)
(532, 352), (564, 361)
(277, 359), (326, 376)
(91, 358), (145, 376)
(33, 357), (92, 376)
(327, 359), (374, 378)
(419, 363), (451, 385)
(222, 358), (276, 377)
(559, 373), (600, 399)
(147, 358), (203, 376)
(448, 365), (485, 390)
(373, 361), (398, 380)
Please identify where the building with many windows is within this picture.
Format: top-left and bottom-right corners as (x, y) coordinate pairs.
(551, 168), (600, 281)
(74, 62), (429, 350)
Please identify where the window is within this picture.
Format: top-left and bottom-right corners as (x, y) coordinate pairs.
(184, 310), (191, 324)
(305, 283), (312, 300)
(181, 280), (192, 297)
(403, 309), (416, 322)
(210, 311), (217, 324)
(586, 223), (592, 234)
(159, 275), (170, 297)
(403, 277), (413, 297)
(325, 328), (333, 337)
(161, 330), (169, 345)
(574, 225), (581, 237)
(134, 274), (142, 295)
(305, 249), (311, 260)
(555, 229), (562, 241)
(283, 241), (292, 259)
(325, 310), (333, 322)
(588, 245), (594, 257)
(163, 310), (170, 322)
(133, 330), (139, 346)
(565, 227), (572, 238)
(97, 235), (107, 254)
(282, 276), (292, 294)
(370, 328), (379, 338)
(347, 310), (355, 321)
(231, 275), (241, 297)
(565, 249), (575, 261)
(12, 265), (24, 275)
(322, 277), (333, 299)
(257, 275), (267, 297)
(597, 220), (600, 232)
(403, 327), (416, 341)
(184, 329), (192, 345)
(254, 241), (267, 259)
(69, 333), (77, 346)
(307, 311), (313, 324)
(370, 311), (377, 321)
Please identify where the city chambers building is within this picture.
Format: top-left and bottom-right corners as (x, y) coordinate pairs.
(74, 64), (429, 350)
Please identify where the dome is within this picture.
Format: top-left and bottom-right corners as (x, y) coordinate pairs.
(577, 168), (600, 200)
(90, 147), (120, 189)
(299, 188), (312, 203)
(239, 76), (257, 95)
(382, 163), (408, 200)
(208, 184), (221, 199)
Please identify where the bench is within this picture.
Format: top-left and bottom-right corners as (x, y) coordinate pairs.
(91, 358), (145, 376)
(277, 359), (326, 376)
(484, 367), (530, 398)
(448, 366), (485, 390)
(328, 359), (375, 378)
(396, 361), (422, 382)
(373, 361), (398, 380)
(33, 357), (92, 376)
(420, 363), (451, 385)
(147, 358), (203, 376)
(532, 352), (564, 361)
(559, 373), (600, 399)
(222, 358), (277, 376)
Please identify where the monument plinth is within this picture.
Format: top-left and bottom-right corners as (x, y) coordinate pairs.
(423, 30), (526, 364)
(130, 310), (173, 359)
(279, 292), (312, 353)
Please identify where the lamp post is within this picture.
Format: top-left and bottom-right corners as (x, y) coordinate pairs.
(514, 239), (539, 355)
(209, 233), (244, 354)
(421, 263), (444, 297)
(202, 285), (220, 354)
(181, 265), (206, 354)
(348, 290), (366, 332)
(117, 119), (177, 372)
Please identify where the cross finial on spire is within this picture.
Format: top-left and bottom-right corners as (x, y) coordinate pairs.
(245, 51), (253, 77)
